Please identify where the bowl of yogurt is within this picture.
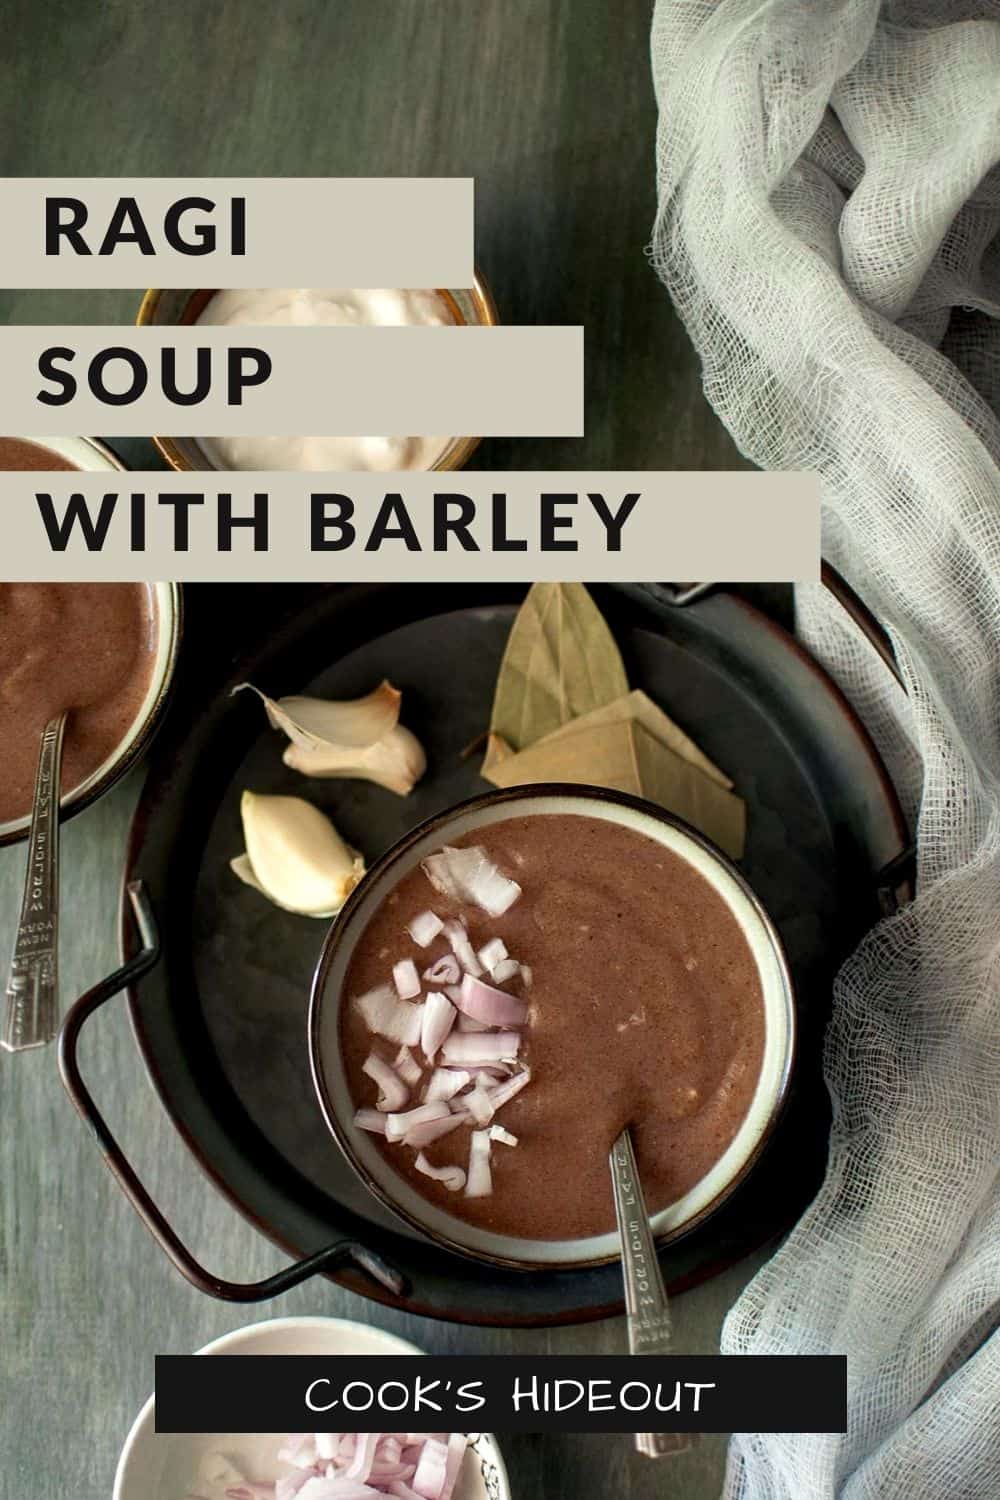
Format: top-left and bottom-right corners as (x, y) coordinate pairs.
(136, 278), (499, 474)
(309, 784), (796, 1271)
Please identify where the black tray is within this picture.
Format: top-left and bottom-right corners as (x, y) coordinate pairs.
(64, 582), (910, 1326)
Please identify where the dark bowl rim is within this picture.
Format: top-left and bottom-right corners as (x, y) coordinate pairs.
(308, 781), (798, 1274)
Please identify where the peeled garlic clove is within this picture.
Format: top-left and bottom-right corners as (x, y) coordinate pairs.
(233, 679), (401, 752)
(232, 790), (365, 917)
(235, 678), (426, 796)
(282, 723), (427, 797)
(231, 852), (268, 896)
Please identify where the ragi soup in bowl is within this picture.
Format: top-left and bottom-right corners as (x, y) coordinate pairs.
(310, 786), (795, 1270)
(0, 435), (181, 846)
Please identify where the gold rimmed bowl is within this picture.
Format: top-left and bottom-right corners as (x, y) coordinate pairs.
(136, 275), (500, 474)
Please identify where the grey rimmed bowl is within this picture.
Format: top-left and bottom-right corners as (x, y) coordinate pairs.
(309, 784), (796, 1273)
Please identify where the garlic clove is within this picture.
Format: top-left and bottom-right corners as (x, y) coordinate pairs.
(282, 723), (427, 797)
(235, 678), (427, 796)
(230, 852), (268, 896)
(233, 679), (401, 752)
(233, 790), (365, 917)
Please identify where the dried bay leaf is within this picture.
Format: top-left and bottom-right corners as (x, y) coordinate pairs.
(481, 583), (746, 857)
(535, 688), (733, 790)
(481, 732), (516, 778)
(482, 718), (746, 860)
(488, 583), (628, 751)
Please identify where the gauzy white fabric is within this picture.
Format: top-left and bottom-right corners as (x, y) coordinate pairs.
(650, 3), (1000, 1497)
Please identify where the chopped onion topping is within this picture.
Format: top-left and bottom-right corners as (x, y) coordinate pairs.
(414, 1152), (467, 1193)
(422, 846), (522, 917)
(274, 1476), (308, 1500)
(356, 985), (423, 1047)
(441, 1432), (468, 1500)
(279, 1479), (315, 1500)
(345, 1431), (380, 1483)
(422, 953), (460, 986)
(385, 1102), (453, 1144)
(489, 957), (521, 985)
(353, 839), (535, 1216)
(274, 1476), (305, 1500)
(454, 972), (528, 1028)
(277, 1434), (318, 1470)
(419, 990), (456, 1062)
(440, 1031), (521, 1065)
(476, 937), (507, 971)
(484, 1066), (532, 1111)
(403, 1114), (464, 1150)
(218, 1434), (471, 1500)
(362, 1053), (410, 1113)
(393, 1046), (422, 1088)
(465, 1130), (493, 1197)
(458, 1078), (495, 1126)
(392, 959), (421, 1000)
(407, 910), (443, 948)
(424, 1067), (471, 1103)
(456, 1013), (491, 1032)
(411, 1439), (448, 1500)
(441, 919), (482, 977)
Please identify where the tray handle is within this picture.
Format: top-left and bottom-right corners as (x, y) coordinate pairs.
(57, 880), (405, 1304)
(651, 570), (904, 689)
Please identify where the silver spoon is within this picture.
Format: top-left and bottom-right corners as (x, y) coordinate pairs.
(2, 712), (68, 1052)
(610, 1125), (696, 1458)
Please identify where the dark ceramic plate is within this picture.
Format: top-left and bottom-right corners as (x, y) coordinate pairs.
(115, 582), (907, 1326)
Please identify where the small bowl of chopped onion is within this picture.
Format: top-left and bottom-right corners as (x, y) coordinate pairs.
(310, 784), (796, 1272)
(113, 1315), (510, 1500)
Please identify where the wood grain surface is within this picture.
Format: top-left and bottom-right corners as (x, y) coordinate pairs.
(0, 3), (763, 1497)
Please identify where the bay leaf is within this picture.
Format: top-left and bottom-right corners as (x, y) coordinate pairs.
(481, 732), (516, 777)
(534, 688), (733, 790)
(487, 583), (629, 751)
(482, 718), (746, 860)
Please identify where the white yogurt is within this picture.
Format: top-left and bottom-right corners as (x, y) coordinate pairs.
(196, 287), (453, 471)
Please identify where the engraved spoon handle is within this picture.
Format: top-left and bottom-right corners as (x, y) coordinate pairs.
(2, 713), (67, 1052)
(610, 1126), (696, 1459)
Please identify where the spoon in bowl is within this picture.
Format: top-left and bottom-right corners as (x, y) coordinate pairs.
(2, 712), (68, 1052)
(610, 1125), (696, 1458)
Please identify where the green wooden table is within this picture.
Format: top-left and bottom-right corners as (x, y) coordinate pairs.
(0, 4), (758, 1497)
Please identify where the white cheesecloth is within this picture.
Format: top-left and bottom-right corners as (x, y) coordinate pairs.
(650, 3), (1000, 1496)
